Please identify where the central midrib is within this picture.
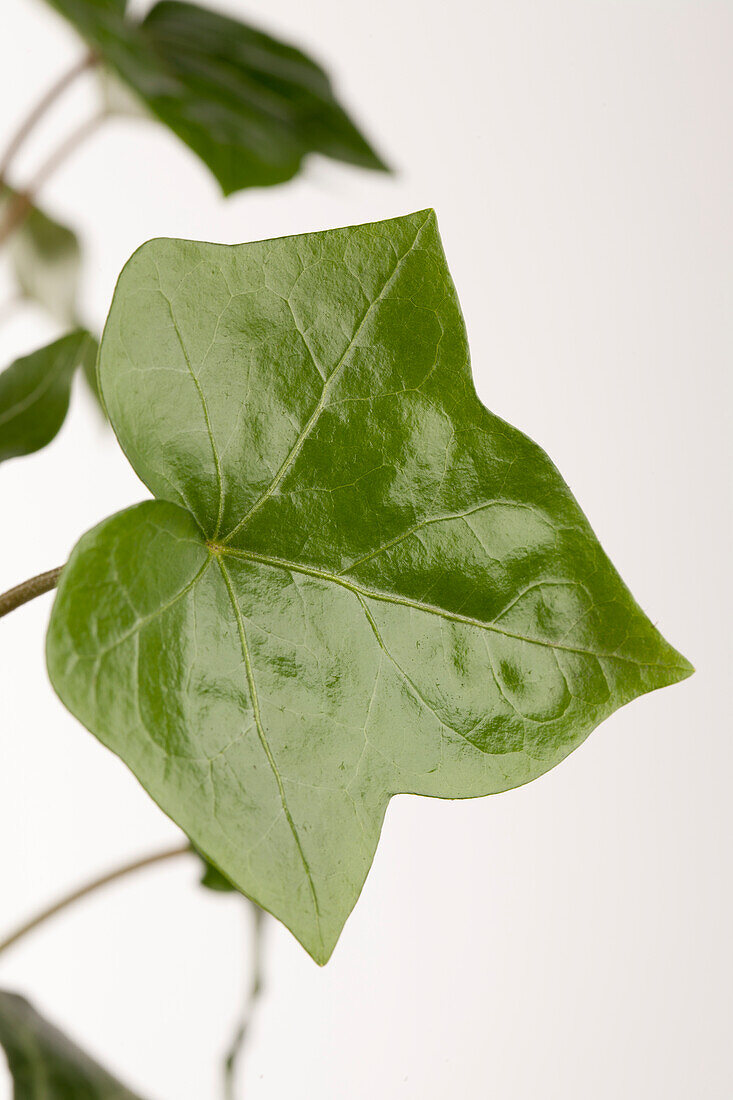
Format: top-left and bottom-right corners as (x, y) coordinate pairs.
(214, 545), (685, 672)
(156, 280), (226, 539)
(215, 556), (323, 946)
(220, 211), (433, 545)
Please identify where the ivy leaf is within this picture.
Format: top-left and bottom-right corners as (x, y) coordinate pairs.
(0, 185), (81, 325)
(0, 331), (93, 463)
(46, 211), (692, 963)
(0, 989), (146, 1099)
(42, 0), (387, 193)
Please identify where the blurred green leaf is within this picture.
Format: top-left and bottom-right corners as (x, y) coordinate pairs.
(42, 0), (388, 193)
(0, 330), (93, 462)
(0, 185), (81, 326)
(0, 989), (146, 1099)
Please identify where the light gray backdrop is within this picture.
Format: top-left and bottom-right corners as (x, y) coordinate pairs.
(0, 1), (730, 1097)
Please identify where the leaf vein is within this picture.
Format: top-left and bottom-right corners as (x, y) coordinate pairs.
(216, 557), (323, 946)
(220, 547), (688, 672)
(155, 281), (226, 538)
(222, 211), (433, 543)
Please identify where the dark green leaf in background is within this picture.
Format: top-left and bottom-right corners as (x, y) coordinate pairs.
(42, 0), (388, 193)
(0, 186), (81, 326)
(188, 841), (237, 892)
(0, 989), (146, 1099)
(47, 211), (692, 963)
(198, 855), (236, 893)
(0, 331), (93, 463)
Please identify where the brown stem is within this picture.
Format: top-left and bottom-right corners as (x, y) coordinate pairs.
(0, 191), (33, 246)
(0, 109), (108, 247)
(0, 566), (64, 619)
(0, 843), (192, 958)
(0, 52), (98, 181)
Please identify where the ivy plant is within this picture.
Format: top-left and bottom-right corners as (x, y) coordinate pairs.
(0, 207), (692, 1090)
(0, 4), (693, 1096)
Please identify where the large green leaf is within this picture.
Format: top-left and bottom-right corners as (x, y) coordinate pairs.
(0, 990), (146, 1099)
(0, 186), (81, 325)
(42, 0), (387, 193)
(0, 331), (93, 463)
(46, 211), (692, 963)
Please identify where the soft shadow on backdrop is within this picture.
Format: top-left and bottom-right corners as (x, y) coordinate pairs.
(0, 1), (730, 1097)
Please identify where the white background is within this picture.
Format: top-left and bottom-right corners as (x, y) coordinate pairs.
(0, 1), (730, 1097)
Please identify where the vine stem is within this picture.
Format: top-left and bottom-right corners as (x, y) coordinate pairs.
(0, 843), (192, 959)
(0, 51), (98, 181)
(0, 567), (64, 619)
(0, 107), (109, 247)
(224, 904), (266, 1099)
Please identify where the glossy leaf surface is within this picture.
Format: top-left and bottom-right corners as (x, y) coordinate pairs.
(0, 331), (93, 463)
(47, 211), (691, 962)
(0, 990), (145, 1099)
(0, 186), (81, 325)
(42, 0), (387, 193)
